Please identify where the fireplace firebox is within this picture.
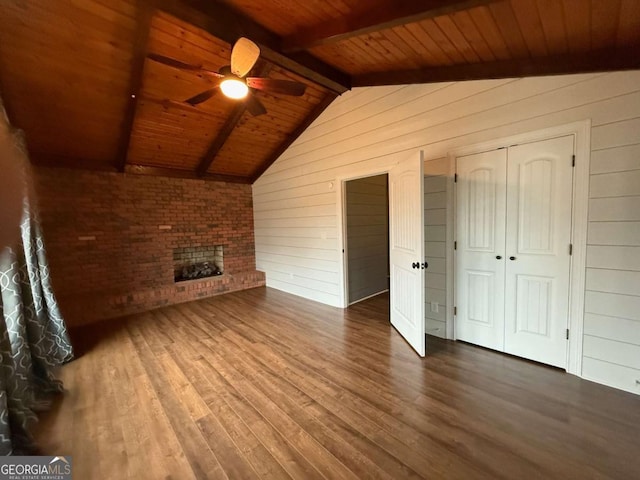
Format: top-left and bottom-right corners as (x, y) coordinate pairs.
(173, 245), (224, 282)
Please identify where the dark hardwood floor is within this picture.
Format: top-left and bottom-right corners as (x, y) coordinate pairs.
(35, 287), (640, 479)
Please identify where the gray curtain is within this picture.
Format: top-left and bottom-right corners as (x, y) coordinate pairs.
(0, 99), (74, 455)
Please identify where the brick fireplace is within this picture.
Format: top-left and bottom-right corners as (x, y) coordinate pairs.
(33, 167), (265, 325)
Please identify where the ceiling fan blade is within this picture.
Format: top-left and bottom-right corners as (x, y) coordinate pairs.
(148, 53), (223, 77)
(185, 88), (218, 106)
(231, 37), (260, 78)
(245, 93), (267, 117)
(246, 77), (307, 96)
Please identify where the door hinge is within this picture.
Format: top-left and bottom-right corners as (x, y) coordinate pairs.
(454, 306), (457, 316)
(572, 155), (575, 167)
(569, 244), (573, 255)
(454, 241), (457, 250)
(566, 329), (569, 340)
(454, 173), (458, 183)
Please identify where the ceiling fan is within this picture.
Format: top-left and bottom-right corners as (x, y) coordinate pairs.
(148, 37), (307, 117)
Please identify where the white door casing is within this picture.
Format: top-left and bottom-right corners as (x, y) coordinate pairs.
(455, 149), (508, 351)
(389, 150), (426, 356)
(448, 121), (590, 376)
(503, 136), (574, 368)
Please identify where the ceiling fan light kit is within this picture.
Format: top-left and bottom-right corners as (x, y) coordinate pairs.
(220, 77), (248, 99)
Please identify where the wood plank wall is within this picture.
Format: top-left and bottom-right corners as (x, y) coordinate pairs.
(582, 115), (640, 393)
(424, 161), (449, 339)
(252, 70), (640, 394)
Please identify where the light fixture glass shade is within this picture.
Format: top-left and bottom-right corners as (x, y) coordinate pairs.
(220, 78), (249, 99)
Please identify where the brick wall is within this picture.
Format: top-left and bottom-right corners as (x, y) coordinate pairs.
(33, 166), (265, 325)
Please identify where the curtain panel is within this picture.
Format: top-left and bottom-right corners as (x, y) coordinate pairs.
(0, 98), (74, 455)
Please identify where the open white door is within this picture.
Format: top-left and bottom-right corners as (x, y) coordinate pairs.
(389, 150), (425, 356)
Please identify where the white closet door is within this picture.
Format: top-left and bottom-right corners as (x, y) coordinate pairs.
(504, 136), (574, 368)
(455, 149), (507, 350)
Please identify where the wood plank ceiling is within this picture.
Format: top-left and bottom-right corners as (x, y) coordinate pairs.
(0, 0), (639, 183)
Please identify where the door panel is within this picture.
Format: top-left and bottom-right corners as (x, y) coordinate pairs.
(456, 149), (507, 350)
(515, 275), (553, 335)
(504, 136), (574, 367)
(467, 168), (498, 251)
(389, 150), (425, 356)
(518, 158), (555, 253)
(467, 270), (496, 325)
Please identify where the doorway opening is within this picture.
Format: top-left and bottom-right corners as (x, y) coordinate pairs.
(338, 150), (427, 357)
(344, 174), (389, 305)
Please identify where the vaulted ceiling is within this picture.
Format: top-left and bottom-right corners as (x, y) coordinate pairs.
(1, 0), (639, 183)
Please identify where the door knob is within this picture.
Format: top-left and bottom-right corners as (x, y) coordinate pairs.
(509, 256), (516, 261)
(421, 262), (428, 269)
(496, 255), (502, 260)
(412, 262), (420, 269)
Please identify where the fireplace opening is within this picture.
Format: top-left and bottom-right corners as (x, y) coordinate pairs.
(173, 245), (224, 282)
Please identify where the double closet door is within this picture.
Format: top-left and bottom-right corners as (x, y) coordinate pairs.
(455, 135), (574, 368)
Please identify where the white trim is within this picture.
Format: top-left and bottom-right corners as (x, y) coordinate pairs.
(337, 180), (347, 308)
(447, 152), (458, 342)
(445, 156), (456, 340)
(581, 372), (639, 396)
(348, 289), (389, 306)
(448, 120), (590, 375)
(567, 120), (590, 377)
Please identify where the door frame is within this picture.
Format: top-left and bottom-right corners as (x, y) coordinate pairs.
(336, 152), (423, 310)
(448, 120), (591, 376)
(337, 167), (393, 309)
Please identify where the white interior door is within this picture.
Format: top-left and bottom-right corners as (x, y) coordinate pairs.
(389, 150), (425, 356)
(504, 136), (574, 367)
(455, 149), (507, 350)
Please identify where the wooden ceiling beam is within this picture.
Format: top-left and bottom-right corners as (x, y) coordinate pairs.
(116, 2), (154, 172)
(154, 0), (350, 94)
(32, 155), (251, 184)
(251, 92), (338, 183)
(352, 47), (640, 87)
(196, 63), (272, 177)
(125, 164), (251, 183)
(282, 0), (498, 53)
(196, 104), (247, 176)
